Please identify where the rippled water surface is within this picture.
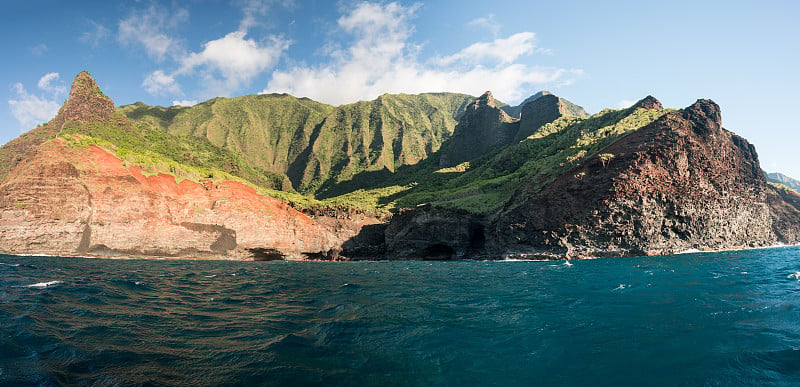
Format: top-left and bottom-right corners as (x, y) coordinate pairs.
(2, 247), (800, 386)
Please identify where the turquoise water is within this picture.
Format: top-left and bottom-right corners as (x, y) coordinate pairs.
(1, 247), (800, 386)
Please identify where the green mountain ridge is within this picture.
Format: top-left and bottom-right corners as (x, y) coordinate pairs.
(119, 91), (475, 195)
(0, 71), (688, 219)
(767, 172), (800, 193)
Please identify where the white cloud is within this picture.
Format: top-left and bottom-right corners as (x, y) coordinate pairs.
(30, 44), (48, 56)
(80, 21), (110, 48)
(263, 2), (582, 106)
(175, 31), (289, 98)
(172, 100), (198, 107)
(37, 73), (66, 96)
(143, 70), (181, 95)
(118, 4), (187, 62)
(435, 32), (538, 66)
(8, 72), (69, 130)
(467, 14), (501, 37)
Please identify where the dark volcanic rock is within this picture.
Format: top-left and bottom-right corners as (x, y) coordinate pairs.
(632, 95), (663, 110)
(438, 91), (518, 167)
(491, 98), (800, 258)
(501, 91), (551, 118)
(384, 205), (486, 260)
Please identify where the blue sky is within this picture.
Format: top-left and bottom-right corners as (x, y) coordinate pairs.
(2, 0), (798, 178)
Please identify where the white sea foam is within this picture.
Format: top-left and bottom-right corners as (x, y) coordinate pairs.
(0, 262), (20, 267)
(204, 275), (217, 278)
(564, 260), (573, 267)
(613, 284), (630, 291)
(26, 280), (62, 288)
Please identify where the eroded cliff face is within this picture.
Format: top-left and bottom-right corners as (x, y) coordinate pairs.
(438, 91), (519, 168)
(384, 206), (485, 260)
(0, 137), (379, 260)
(491, 99), (800, 258)
(3, 70), (798, 261)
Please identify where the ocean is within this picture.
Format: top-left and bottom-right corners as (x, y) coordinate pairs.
(1, 247), (800, 386)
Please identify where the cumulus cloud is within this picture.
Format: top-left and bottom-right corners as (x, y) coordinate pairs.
(135, 0), (291, 99)
(8, 73), (68, 130)
(143, 70), (181, 96)
(176, 31), (289, 98)
(263, 2), (581, 105)
(118, 4), (187, 62)
(37, 73), (67, 96)
(434, 32), (538, 66)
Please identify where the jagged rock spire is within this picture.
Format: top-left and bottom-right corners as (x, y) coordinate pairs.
(683, 99), (722, 135)
(55, 71), (115, 125)
(476, 91), (496, 108)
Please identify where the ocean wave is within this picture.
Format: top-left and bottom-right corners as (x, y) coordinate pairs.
(613, 284), (630, 291)
(26, 280), (63, 288)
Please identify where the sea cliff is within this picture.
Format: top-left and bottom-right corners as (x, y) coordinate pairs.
(1, 71), (798, 260)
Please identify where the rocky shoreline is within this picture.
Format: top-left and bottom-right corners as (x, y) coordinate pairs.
(1, 72), (799, 261)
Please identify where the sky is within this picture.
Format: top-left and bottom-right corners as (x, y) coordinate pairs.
(1, 0), (798, 178)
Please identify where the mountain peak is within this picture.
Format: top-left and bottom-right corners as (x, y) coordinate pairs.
(477, 91), (496, 108)
(632, 95), (663, 110)
(682, 99), (721, 135)
(57, 71), (115, 124)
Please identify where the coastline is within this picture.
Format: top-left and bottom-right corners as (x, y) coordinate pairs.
(2, 242), (798, 262)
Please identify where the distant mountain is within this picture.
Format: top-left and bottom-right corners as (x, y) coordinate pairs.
(501, 91), (589, 120)
(0, 71), (798, 260)
(767, 172), (800, 193)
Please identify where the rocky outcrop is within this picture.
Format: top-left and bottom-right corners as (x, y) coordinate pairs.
(438, 91), (519, 167)
(0, 139), (380, 259)
(0, 71), (115, 182)
(0, 72), (382, 260)
(384, 205), (485, 260)
(514, 93), (590, 141)
(3, 70), (798, 261)
(490, 99), (800, 258)
(55, 71), (116, 125)
(632, 95), (663, 110)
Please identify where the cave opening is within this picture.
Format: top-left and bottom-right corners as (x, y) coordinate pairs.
(424, 244), (455, 260)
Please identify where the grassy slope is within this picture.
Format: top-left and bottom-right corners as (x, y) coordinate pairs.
(59, 111), (294, 191)
(5, 84), (671, 218)
(325, 106), (673, 216)
(121, 92), (474, 196)
(767, 173), (800, 193)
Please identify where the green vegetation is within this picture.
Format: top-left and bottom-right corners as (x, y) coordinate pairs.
(60, 114), (291, 190)
(2, 74), (678, 219)
(769, 182), (800, 195)
(380, 106), (673, 214)
(767, 172), (800, 193)
(120, 92), (474, 196)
